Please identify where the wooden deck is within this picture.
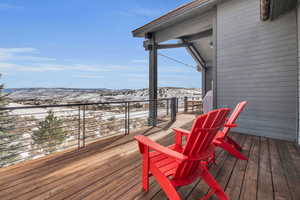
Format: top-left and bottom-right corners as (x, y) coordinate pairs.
(0, 119), (300, 200)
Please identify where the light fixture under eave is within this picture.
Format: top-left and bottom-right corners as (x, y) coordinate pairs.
(209, 41), (213, 49)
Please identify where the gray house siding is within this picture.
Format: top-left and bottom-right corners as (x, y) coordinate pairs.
(298, 1), (300, 145)
(205, 67), (213, 93)
(217, 0), (298, 141)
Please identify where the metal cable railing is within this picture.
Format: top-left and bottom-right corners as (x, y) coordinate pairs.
(0, 98), (175, 167)
(0, 97), (202, 167)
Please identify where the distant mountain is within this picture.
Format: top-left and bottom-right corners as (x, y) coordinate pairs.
(6, 87), (202, 105)
(4, 88), (110, 93)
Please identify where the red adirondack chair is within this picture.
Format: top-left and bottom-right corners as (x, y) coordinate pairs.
(134, 108), (231, 200)
(213, 101), (248, 160)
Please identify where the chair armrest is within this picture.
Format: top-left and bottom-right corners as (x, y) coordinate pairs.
(172, 128), (190, 136)
(224, 123), (237, 128)
(172, 128), (191, 147)
(134, 135), (188, 162)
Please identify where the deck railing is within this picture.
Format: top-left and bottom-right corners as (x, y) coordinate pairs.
(0, 98), (176, 167)
(0, 97), (202, 167)
(183, 96), (202, 113)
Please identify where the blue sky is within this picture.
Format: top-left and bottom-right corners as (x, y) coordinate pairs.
(0, 0), (201, 89)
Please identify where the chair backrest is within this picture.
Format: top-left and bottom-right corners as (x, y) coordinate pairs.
(222, 101), (247, 136)
(173, 108), (230, 179)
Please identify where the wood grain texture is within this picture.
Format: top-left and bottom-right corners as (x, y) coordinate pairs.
(0, 131), (299, 200)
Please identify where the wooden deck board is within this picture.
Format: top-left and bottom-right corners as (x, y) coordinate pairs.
(257, 137), (273, 200)
(239, 136), (259, 200)
(269, 139), (292, 200)
(0, 121), (299, 200)
(186, 133), (243, 200)
(224, 135), (252, 200)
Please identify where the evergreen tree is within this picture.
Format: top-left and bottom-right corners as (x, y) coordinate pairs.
(0, 75), (21, 167)
(32, 111), (67, 154)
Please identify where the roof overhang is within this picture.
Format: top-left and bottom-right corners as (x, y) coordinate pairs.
(132, 0), (219, 38)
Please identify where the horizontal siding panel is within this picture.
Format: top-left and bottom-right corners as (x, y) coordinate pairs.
(218, 64), (297, 74)
(236, 121), (296, 133)
(220, 21), (296, 40)
(219, 96), (296, 104)
(217, 77), (296, 85)
(236, 118), (296, 132)
(236, 127), (295, 141)
(218, 85), (297, 92)
(220, 26), (296, 45)
(218, 55), (297, 68)
(217, 0), (297, 141)
(298, 2), (300, 145)
(219, 104), (297, 114)
(220, 68), (297, 77)
(218, 49), (297, 61)
(218, 40), (297, 57)
(219, 92), (296, 98)
(237, 112), (296, 121)
(218, 53), (297, 66)
(219, 83), (296, 89)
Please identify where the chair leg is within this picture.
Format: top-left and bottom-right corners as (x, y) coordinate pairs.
(226, 136), (242, 151)
(218, 140), (248, 160)
(142, 153), (149, 191)
(200, 167), (229, 200)
(150, 164), (181, 200)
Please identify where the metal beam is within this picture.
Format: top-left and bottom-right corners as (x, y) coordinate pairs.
(157, 43), (191, 49)
(189, 44), (206, 69)
(148, 33), (158, 126)
(182, 39), (206, 71)
(143, 40), (191, 50)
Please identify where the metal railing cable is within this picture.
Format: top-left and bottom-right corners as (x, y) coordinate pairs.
(0, 98), (174, 167)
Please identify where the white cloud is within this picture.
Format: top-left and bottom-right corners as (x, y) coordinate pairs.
(0, 48), (56, 62)
(0, 47), (152, 74)
(0, 63), (57, 72)
(0, 3), (23, 10)
(72, 74), (104, 79)
(0, 62), (112, 72)
(0, 62), (144, 73)
(0, 48), (36, 53)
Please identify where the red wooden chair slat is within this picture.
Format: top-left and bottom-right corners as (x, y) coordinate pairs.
(135, 108), (231, 200)
(213, 101), (248, 160)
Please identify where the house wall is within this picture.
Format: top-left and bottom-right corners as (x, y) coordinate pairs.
(217, 0), (298, 141)
(205, 67), (213, 93)
(298, 1), (300, 145)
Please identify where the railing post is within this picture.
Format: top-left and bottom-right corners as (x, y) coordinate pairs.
(127, 102), (130, 135)
(148, 33), (158, 127)
(192, 97), (194, 111)
(176, 98), (179, 113)
(124, 102), (128, 135)
(171, 97), (177, 122)
(148, 99), (157, 127)
(184, 97), (188, 113)
(78, 106), (81, 150)
(82, 105), (86, 148)
(166, 99), (169, 116)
